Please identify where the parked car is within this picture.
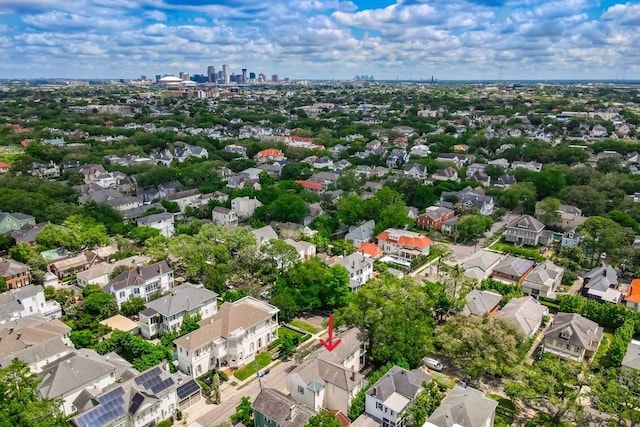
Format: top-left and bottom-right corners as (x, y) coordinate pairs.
(423, 357), (443, 371)
(258, 368), (270, 377)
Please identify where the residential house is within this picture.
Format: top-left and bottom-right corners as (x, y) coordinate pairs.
(620, 340), (640, 387)
(0, 258), (31, 289)
(561, 228), (583, 247)
(309, 172), (340, 187)
(330, 144), (348, 157)
(284, 239), (317, 260)
(303, 202), (324, 227)
(104, 261), (174, 308)
(403, 163), (428, 179)
(49, 251), (103, 280)
(494, 174), (516, 188)
(255, 148), (286, 164)
(466, 163), (487, 178)
(150, 143), (208, 164)
(376, 229), (433, 261)
(496, 296), (548, 338)
(253, 388), (315, 427)
(504, 215), (546, 246)
(425, 385), (498, 427)
(417, 206), (455, 231)
(38, 349), (119, 415)
(75, 255), (150, 288)
(491, 256), (535, 284)
(0, 316), (72, 372)
(543, 312), (603, 362)
(0, 161), (10, 173)
(334, 253), (374, 291)
(139, 283), (218, 339)
(582, 265), (622, 303)
(535, 203), (586, 230)
(231, 196), (263, 218)
(69, 365), (201, 427)
(296, 179), (326, 193)
(0, 211), (36, 234)
(440, 187), (495, 216)
(345, 220), (376, 247)
(356, 242), (384, 259)
(271, 221), (316, 240)
(626, 279), (640, 312)
(166, 189), (201, 213)
(7, 223), (48, 247)
(489, 158), (510, 168)
(462, 290), (502, 317)
(512, 161), (542, 172)
(431, 167), (459, 182)
(0, 285), (61, 324)
(522, 261), (565, 299)
(436, 153), (470, 168)
(409, 145), (431, 158)
(313, 157), (334, 169)
(212, 207), (239, 228)
(364, 366), (432, 427)
(136, 212), (175, 238)
(31, 161), (61, 179)
(174, 296), (279, 375)
(258, 163), (284, 177)
(224, 144), (248, 158)
(386, 148), (407, 168)
(253, 225), (279, 248)
(463, 250), (504, 281)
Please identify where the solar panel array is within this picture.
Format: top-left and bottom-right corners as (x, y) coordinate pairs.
(75, 387), (125, 427)
(514, 258), (534, 274)
(177, 379), (201, 400)
(128, 392), (145, 415)
(134, 367), (175, 394)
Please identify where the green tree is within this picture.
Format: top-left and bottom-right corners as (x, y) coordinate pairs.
(536, 197), (561, 225)
(0, 360), (66, 426)
(280, 334), (297, 360)
(455, 214), (492, 242)
(35, 224), (78, 250)
(82, 283), (103, 298)
(262, 239), (301, 273)
(70, 329), (98, 349)
(0, 276), (6, 293)
(499, 182), (537, 213)
(305, 412), (341, 427)
(120, 297), (146, 317)
(579, 216), (634, 262)
(63, 214), (110, 249)
(161, 200), (180, 213)
(590, 368), (640, 426)
(211, 372), (221, 404)
(505, 355), (585, 425)
(84, 291), (118, 319)
(405, 381), (444, 427)
(231, 396), (253, 426)
(128, 226), (161, 243)
(265, 194), (310, 223)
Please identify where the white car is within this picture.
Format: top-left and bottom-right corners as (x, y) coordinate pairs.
(423, 357), (443, 371)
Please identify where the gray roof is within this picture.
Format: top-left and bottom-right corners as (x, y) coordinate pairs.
(522, 261), (564, 293)
(38, 349), (116, 399)
(0, 258), (30, 277)
(346, 220), (375, 242)
(0, 316), (71, 368)
(136, 212), (173, 226)
(496, 296), (548, 337)
(366, 366), (431, 402)
(493, 256), (535, 278)
(252, 388), (315, 427)
(252, 225), (278, 246)
(622, 340), (640, 371)
(76, 256), (151, 284)
(8, 222), (48, 244)
(507, 214), (545, 232)
(0, 211), (35, 222)
(545, 312), (603, 352)
(584, 265), (618, 292)
(463, 251), (504, 279)
(310, 327), (367, 367)
(339, 253), (373, 275)
(291, 356), (363, 392)
(107, 261), (171, 291)
(462, 290), (502, 316)
(143, 284), (218, 318)
(426, 385), (498, 427)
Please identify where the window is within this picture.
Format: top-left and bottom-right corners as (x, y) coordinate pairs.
(376, 402), (383, 410)
(566, 343), (571, 350)
(119, 291), (125, 298)
(298, 386), (305, 395)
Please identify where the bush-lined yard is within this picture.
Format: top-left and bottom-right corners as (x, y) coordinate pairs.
(233, 352), (272, 381)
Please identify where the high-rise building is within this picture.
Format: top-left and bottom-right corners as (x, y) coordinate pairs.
(241, 69), (247, 84)
(155, 75), (162, 83)
(179, 72), (190, 81)
(258, 73), (266, 82)
(207, 65), (216, 83)
(222, 64), (229, 84)
(271, 74), (278, 83)
(249, 72), (256, 80)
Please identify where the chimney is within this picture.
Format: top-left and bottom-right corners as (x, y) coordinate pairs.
(9, 327), (13, 334)
(351, 371), (356, 381)
(372, 387), (377, 397)
(136, 266), (141, 275)
(16, 331), (21, 339)
(287, 405), (296, 421)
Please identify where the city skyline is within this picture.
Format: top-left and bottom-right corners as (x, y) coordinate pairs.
(0, 1), (639, 81)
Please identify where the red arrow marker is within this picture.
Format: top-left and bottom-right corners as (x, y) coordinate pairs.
(320, 314), (341, 352)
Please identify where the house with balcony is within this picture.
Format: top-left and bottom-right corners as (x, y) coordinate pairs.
(288, 327), (367, 415)
(0, 285), (61, 325)
(582, 264), (622, 303)
(364, 366), (432, 427)
(376, 229), (432, 261)
(212, 207), (239, 228)
(543, 312), (603, 362)
(0, 258), (31, 289)
(136, 212), (175, 238)
(139, 284), (218, 339)
(503, 215), (546, 246)
(104, 261), (174, 308)
(174, 296), (279, 376)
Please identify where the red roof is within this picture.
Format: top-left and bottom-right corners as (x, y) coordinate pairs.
(295, 180), (325, 191)
(256, 148), (284, 158)
(0, 161), (10, 169)
(357, 242), (383, 258)
(291, 135), (313, 143)
(376, 230), (432, 249)
(627, 279), (640, 304)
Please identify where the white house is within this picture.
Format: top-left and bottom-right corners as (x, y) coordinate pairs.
(425, 385), (498, 427)
(0, 285), (61, 324)
(136, 212), (175, 238)
(284, 239), (317, 260)
(75, 255), (151, 288)
(231, 196), (263, 219)
(174, 296), (279, 376)
(212, 207), (239, 228)
(104, 261), (174, 308)
(139, 283), (218, 339)
(337, 253), (374, 291)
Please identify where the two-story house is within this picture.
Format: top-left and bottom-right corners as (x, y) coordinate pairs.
(582, 265), (622, 303)
(440, 186), (494, 216)
(166, 189), (201, 213)
(0, 211), (36, 234)
(365, 366), (432, 427)
(425, 384), (497, 427)
(284, 239), (317, 260)
(543, 312), (603, 362)
(376, 229), (432, 261)
(335, 253), (374, 291)
(0, 285), (61, 324)
(521, 260), (565, 299)
(253, 388), (315, 427)
(174, 296), (279, 376)
(136, 212), (175, 238)
(626, 279), (640, 312)
(255, 148), (286, 164)
(0, 258), (31, 289)
(212, 207), (239, 228)
(76, 255), (150, 288)
(416, 206), (456, 231)
(287, 327), (367, 415)
(503, 215), (546, 246)
(104, 261), (174, 308)
(139, 284), (219, 339)
(345, 220), (375, 247)
(231, 196), (263, 219)
(491, 256), (535, 284)
(620, 340), (640, 387)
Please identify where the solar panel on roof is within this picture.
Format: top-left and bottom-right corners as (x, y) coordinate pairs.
(76, 387), (126, 427)
(129, 392), (145, 415)
(151, 377), (175, 394)
(177, 379), (201, 399)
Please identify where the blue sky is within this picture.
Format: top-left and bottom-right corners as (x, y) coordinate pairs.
(0, 0), (639, 80)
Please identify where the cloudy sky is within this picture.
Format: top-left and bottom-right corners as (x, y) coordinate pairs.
(0, 0), (639, 80)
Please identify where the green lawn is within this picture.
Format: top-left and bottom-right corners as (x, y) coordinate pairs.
(591, 332), (613, 368)
(488, 394), (516, 427)
(233, 352), (272, 381)
(278, 326), (305, 340)
(490, 242), (544, 262)
(289, 319), (321, 334)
